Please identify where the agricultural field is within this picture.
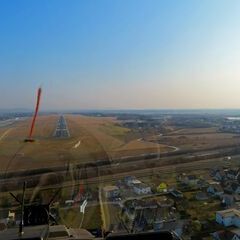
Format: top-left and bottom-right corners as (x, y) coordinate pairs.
(150, 127), (240, 151)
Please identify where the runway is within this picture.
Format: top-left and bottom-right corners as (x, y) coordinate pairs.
(53, 115), (70, 138)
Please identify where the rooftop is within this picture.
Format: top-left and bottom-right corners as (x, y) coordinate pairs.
(132, 179), (142, 184)
(186, 175), (197, 180)
(212, 230), (235, 240)
(132, 183), (150, 189)
(209, 183), (223, 192)
(103, 185), (119, 192)
(230, 182), (240, 191)
(216, 208), (240, 218)
(231, 228), (240, 236)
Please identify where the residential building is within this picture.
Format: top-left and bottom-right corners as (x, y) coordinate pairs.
(212, 229), (240, 240)
(157, 182), (167, 193)
(122, 198), (177, 233)
(216, 209), (240, 227)
(124, 176), (141, 187)
(183, 175), (199, 186)
(133, 183), (151, 195)
(231, 229), (240, 240)
(170, 189), (183, 198)
(195, 192), (208, 201)
(214, 170), (227, 182)
(234, 195), (240, 203)
(207, 183), (224, 197)
(221, 194), (234, 207)
(227, 169), (240, 180)
(225, 182), (240, 194)
(103, 185), (120, 199)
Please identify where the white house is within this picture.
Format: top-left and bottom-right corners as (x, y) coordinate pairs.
(124, 176), (141, 187)
(133, 183), (151, 195)
(216, 209), (240, 227)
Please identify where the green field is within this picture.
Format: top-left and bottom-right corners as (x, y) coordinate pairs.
(59, 205), (102, 229)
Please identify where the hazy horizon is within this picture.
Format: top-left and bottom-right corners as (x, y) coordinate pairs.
(4, 107), (240, 114)
(1, 0), (240, 110)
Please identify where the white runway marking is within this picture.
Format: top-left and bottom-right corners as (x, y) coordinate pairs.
(80, 200), (88, 213)
(73, 140), (81, 149)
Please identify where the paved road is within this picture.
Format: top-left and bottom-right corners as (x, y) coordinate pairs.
(53, 115), (70, 138)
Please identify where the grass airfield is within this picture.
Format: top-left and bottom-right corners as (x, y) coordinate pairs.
(0, 114), (169, 173)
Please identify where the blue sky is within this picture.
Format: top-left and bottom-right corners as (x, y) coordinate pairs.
(1, 0), (240, 110)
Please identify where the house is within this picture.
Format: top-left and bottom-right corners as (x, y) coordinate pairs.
(122, 199), (159, 230)
(170, 189), (183, 198)
(216, 209), (240, 227)
(210, 167), (227, 181)
(210, 167), (219, 176)
(103, 185), (120, 199)
(207, 183), (224, 197)
(157, 197), (174, 208)
(123, 198), (177, 233)
(177, 173), (186, 181)
(183, 175), (199, 186)
(154, 220), (185, 237)
(234, 195), (240, 202)
(214, 170), (227, 182)
(226, 182), (240, 194)
(197, 179), (208, 189)
(124, 176), (141, 187)
(8, 211), (15, 220)
(133, 183), (151, 195)
(221, 194), (234, 207)
(212, 229), (240, 240)
(195, 191), (208, 201)
(157, 183), (167, 193)
(227, 169), (240, 180)
(231, 229), (240, 240)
